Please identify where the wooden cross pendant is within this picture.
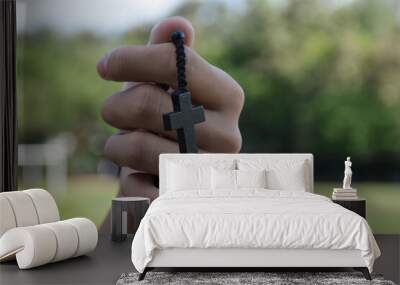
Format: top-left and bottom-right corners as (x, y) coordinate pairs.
(163, 90), (205, 153)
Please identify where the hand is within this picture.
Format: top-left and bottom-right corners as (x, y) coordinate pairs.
(96, 17), (244, 202)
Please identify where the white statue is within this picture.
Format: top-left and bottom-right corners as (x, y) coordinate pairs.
(342, 157), (352, 189)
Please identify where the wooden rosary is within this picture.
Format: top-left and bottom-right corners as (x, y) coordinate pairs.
(163, 31), (205, 153)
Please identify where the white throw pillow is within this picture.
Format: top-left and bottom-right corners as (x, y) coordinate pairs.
(212, 168), (237, 190)
(167, 163), (212, 191)
(237, 159), (308, 191)
(166, 158), (236, 170)
(236, 169), (267, 188)
(266, 167), (306, 191)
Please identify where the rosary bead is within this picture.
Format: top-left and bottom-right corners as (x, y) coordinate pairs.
(171, 30), (185, 42)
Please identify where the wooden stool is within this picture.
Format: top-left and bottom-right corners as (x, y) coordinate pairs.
(111, 197), (149, 242)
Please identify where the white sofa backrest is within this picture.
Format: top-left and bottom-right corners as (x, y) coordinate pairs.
(159, 153), (314, 195)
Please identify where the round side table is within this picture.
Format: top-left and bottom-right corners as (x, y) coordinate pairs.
(111, 197), (150, 242)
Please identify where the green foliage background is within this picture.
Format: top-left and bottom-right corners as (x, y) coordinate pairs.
(17, 0), (400, 180)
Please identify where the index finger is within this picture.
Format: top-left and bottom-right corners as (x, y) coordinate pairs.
(148, 16), (195, 47)
(121, 17), (196, 91)
(97, 44), (244, 112)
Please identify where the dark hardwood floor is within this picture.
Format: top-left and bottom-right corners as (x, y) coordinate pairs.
(374, 234), (400, 284)
(0, 235), (399, 284)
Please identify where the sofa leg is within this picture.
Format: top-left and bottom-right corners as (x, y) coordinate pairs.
(354, 267), (371, 280)
(138, 268), (147, 281)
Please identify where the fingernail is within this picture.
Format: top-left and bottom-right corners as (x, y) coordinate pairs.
(97, 52), (110, 79)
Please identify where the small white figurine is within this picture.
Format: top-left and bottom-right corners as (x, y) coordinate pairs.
(342, 156), (352, 189)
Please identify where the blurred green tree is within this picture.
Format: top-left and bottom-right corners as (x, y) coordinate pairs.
(17, 0), (400, 180)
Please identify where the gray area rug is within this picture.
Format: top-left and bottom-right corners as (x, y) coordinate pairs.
(116, 272), (396, 285)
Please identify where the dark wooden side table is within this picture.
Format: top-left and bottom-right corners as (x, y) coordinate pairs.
(332, 199), (366, 218)
(112, 197), (150, 242)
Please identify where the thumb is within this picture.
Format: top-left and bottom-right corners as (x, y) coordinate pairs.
(148, 16), (195, 47)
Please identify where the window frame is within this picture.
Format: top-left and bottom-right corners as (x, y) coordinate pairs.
(0, 0), (17, 192)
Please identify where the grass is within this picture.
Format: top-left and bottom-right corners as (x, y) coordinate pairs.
(53, 175), (119, 228)
(46, 176), (399, 233)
